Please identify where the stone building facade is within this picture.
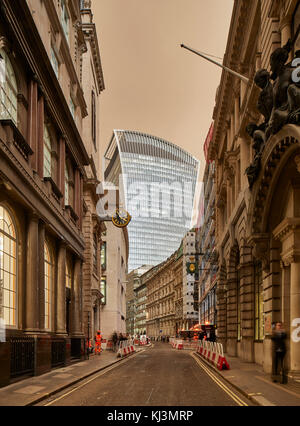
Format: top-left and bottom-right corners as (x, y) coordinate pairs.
(80, 1), (106, 342)
(145, 231), (198, 338)
(134, 279), (147, 336)
(0, 0), (100, 387)
(209, 0), (300, 377)
(145, 254), (176, 339)
(100, 221), (129, 340)
(197, 125), (218, 326)
(126, 265), (152, 336)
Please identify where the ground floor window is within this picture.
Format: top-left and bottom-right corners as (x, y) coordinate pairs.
(0, 205), (17, 327)
(44, 242), (53, 330)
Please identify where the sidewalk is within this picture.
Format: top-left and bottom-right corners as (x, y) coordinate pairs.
(0, 348), (144, 406)
(195, 351), (300, 406)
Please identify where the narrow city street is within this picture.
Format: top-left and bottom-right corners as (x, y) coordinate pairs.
(38, 343), (253, 407)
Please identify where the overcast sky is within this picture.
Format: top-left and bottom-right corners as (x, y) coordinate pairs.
(93, 0), (234, 181)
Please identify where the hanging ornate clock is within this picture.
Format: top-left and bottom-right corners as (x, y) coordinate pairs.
(112, 208), (131, 228)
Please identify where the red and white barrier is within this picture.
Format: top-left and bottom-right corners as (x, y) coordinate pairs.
(117, 339), (136, 358)
(196, 340), (230, 371)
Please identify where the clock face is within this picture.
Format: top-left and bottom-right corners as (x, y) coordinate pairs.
(112, 208), (131, 228)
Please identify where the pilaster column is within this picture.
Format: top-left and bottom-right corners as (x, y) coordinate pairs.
(27, 80), (38, 171)
(72, 258), (83, 336)
(56, 241), (67, 335)
(25, 212), (39, 332)
(38, 220), (45, 330)
(58, 136), (66, 207)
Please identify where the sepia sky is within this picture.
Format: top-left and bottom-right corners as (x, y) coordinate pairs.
(93, 0), (234, 181)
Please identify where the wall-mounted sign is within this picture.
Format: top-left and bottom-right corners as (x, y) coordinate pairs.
(186, 262), (196, 274)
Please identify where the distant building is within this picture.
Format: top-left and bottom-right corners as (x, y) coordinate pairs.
(100, 221), (129, 341)
(134, 280), (147, 336)
(145, 230), (198, 339)
(104, 130), (199, 271)
(126, 265), (152, 336)
(197, 125), (218, 327)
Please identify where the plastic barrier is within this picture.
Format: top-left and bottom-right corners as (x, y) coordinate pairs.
(116, 340), (136, 358)
(177, 340), (183, 350)
(195, 340), (230, 371)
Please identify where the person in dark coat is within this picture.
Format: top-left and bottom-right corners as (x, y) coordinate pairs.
(112, 331), (118, 352)
(271, 322), (287, 383)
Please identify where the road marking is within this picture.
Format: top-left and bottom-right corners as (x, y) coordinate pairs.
(190, 353), (248, 406)
(43, 351), (145, 406)
(146, 388), (155, 404)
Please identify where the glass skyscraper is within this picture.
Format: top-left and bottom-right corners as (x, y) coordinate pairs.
(104, 130), (199, 271)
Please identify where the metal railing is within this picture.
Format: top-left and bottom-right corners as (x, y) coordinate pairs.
(51, 339), (66, 368)
(10, 336), (35, 378)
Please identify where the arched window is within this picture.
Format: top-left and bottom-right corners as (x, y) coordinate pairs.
(0, 48), (17, 124)
(0, 206), (17, 327)
(44, 241), (53, 330)
(44, 125), (52, 178)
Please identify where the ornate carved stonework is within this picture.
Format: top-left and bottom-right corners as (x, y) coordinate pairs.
(248, 233), (270, 272)
(246, 40), (300, 188)
(251, 135), (299, 234)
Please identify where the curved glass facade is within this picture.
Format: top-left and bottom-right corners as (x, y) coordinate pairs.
(105, 130), (199, 271)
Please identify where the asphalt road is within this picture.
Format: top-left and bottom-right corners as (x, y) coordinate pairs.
(39, 343), (253, 406)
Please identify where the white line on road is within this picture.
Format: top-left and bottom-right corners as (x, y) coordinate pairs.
(146, 387), (155, 404)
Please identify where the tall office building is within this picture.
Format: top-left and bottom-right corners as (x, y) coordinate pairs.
(104, 130), (199, 271)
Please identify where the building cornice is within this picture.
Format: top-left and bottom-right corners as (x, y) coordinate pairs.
(82, 22), (105, 93)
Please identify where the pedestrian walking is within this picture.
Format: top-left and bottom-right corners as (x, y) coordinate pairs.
(271, 322), (287, 384)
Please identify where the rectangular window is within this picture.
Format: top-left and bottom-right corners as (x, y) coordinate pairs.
(100, 276), (106, 305)
(44, 126), (52, 178)
(50, 47), (59, 78)
(93, 234), (98, 275)
(61, 0), (70, 44)
(101, 241), (106, 271)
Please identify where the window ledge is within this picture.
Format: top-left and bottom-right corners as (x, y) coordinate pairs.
(44, 176), (63, 200)
(0, 119), (33, 160)
(65, 204), (79, 221)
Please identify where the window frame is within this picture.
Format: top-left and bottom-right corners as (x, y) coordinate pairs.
(43, 124), (52, 179)
(61, 0), (70, 44)
(44, 241), (53, 331)
(0, 204), (18, 329)
(0, 48), (18, 125)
